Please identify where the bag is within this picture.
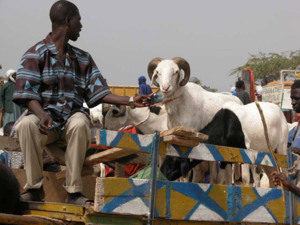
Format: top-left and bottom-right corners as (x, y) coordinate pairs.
(130, 165), (168, 181)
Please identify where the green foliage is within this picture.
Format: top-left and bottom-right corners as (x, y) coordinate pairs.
(230, 51), (300, 81)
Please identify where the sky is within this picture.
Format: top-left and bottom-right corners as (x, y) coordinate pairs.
(1, 0), (300, 92)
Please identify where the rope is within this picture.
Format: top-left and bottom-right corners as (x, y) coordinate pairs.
(255, 102), (285, 200)
(134, 110), (151, 127)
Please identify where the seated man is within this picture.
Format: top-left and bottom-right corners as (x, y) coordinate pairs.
(13, 0), (150, 205)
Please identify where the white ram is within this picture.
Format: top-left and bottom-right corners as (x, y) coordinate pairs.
(147, 57), (243, 184)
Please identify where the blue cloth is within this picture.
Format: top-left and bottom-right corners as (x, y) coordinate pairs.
(232, 90), (237, 96)
(289, 125), (300, 147)
(0, 150), (8, 165)
(138, 76), (152, 95)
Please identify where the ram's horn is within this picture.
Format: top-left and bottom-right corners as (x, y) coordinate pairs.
(172, 57), (190, 86)
(112, 105), (126, 117)
(147, 57), (164, 87)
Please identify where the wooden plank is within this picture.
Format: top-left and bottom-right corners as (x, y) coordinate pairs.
(94, 177), (290, 223)
(84, 147), (137, 166)
(160, 126), (196, 137)
(99, 129), (289, 168)
(0, 136), (20, 152)
(163, 135), (200, 147)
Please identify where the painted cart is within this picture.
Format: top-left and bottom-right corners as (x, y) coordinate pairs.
(1, 129), (299, 225)
(93, 129), (300, 225)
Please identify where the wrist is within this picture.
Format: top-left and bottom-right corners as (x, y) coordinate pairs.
(129, 96), (135, 109)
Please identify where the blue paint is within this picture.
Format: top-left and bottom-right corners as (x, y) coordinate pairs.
(255, 152), (276, 167)
(99, 129), (107, 146)
(170, 182), (227, 220)
(101, 179), (150, 212)
(172, 145), (193, 157)
(206, 144), (225, 161)
(230, 188), (282, 222)
(227, 185), (242, 221)
(239, 149), (252, 164)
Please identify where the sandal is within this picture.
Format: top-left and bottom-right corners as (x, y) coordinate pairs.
(66, 192), (94, 206)
(21, 187), (45, 202)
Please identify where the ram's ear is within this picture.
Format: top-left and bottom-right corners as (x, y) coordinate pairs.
(151, 71), (160, 87)
(119, 109), (128, 125)
(172, 57), (190, 86)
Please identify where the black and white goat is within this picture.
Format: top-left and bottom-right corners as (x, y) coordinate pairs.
(161, 101), (288, 187)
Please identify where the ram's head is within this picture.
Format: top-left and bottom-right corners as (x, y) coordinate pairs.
(147, 57), (190, 96)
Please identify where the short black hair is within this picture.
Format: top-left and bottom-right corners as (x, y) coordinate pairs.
(292, 80), (300, 90)
(235, 80), (245, 89)
(50, 0), (79, 25)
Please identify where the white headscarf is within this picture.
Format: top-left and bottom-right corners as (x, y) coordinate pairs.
(5, 69), (16, 83)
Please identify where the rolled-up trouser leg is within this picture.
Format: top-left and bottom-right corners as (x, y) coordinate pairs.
(63, 112), (91, 193)
(15, 114), (47, 190)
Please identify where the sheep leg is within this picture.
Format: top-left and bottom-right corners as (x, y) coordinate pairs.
(241, 164), (251, 187)
(217, 163), (232, 185)
(250, 165), (261, 187)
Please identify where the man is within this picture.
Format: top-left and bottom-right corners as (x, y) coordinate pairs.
(271, 80), (300, 196)
(13, 0), (150, 205)
(235, 80), (251, 105)
(0, 70), (25, 128)
(138, 75), (152, 95)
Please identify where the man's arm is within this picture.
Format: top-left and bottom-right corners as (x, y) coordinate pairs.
(27, 100), (53, 135)
(101, 93), (151, 107)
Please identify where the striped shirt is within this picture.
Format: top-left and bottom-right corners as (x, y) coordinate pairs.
(13, 33), (111, 128)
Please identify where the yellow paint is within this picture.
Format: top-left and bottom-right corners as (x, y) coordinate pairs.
(266, 197), (285, 223)
(241, 187), (257, 206)
(117, 134), (140, 150)
(155, 186), (167, 217)
(159, 142), (167, 155)
(103, 178), (133, 197)
(217, 146), (243, 163)
(208, 185), (228, 211)
(177, 146), (190, 155)
(170, 190), (198, 219)
(34, 202), (84, 214)
(26, 210), (84, 222)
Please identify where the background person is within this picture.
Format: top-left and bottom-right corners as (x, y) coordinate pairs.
(235, 80), (250, 105)
(0, 70), (26, 128)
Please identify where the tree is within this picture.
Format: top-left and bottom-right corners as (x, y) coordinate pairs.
(230, 51), (300, 82)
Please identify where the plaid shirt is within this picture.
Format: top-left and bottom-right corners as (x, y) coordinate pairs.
(13, 33), (111, 128)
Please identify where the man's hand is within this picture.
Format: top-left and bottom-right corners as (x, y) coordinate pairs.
(39, 114), (53, 135)
(133, 95), (152, 107)
(271, 171), (292, 191)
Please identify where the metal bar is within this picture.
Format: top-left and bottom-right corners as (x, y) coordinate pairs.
(147, 131), (160, 225)
(287, 149), (295, 225)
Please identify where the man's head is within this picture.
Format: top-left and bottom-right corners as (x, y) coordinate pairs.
(235, 80), (245, 90)
(50, 0), (82, 41)
(291, 80), (300, 113)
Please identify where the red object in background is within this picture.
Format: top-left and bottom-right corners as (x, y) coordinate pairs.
(105, 125), (144, 177)
(293, 113), (300, 123)
(246, 67), (256, 102)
